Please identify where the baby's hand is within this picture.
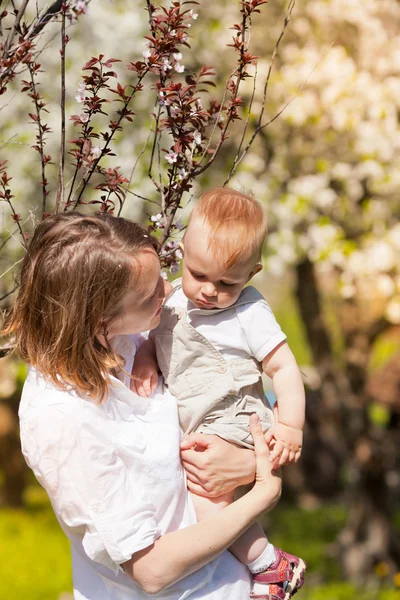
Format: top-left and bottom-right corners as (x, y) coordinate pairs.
(264, 423), (303, 470)
(130, 361), (159, 397)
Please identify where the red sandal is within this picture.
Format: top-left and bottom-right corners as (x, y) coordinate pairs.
(250, 548), (306, 600)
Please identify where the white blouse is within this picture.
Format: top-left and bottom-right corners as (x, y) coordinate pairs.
(19, 335), (250, 600)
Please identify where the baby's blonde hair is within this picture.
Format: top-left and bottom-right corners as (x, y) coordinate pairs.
(188, 187), (267, 270)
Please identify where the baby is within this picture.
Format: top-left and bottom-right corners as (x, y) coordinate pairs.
(131, 188), (306, 600)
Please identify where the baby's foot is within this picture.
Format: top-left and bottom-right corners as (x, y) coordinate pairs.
(249, 548), (306, 600)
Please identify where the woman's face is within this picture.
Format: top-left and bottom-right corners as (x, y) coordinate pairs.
(107, 249), (172, 338)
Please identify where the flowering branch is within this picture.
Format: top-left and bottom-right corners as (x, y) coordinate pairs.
(0, 160), (26, 248)
(56, 4), (68, 212)
(0, 0), (297, 280)
(224, 0), (295, 183)
(67, 56), (150, 211)
(24, 60), (52, 217)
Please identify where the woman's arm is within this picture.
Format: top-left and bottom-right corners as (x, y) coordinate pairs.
(180, 433), (256, 497)
(123, 416), (281, 594)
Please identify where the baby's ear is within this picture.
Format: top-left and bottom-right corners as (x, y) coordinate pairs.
(247, 262), (263, 282)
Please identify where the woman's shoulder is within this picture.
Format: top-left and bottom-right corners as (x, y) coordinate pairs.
(20, 368), (100, 424)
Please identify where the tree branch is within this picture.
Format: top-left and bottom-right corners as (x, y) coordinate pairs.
(55, 7), (66, 213)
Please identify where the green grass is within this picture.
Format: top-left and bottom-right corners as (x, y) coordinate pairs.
(0, 486), (398, 600)
(0, 486), (72, 600)
(262, 504), (347, 580)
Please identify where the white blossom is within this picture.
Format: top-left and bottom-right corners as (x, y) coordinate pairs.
(376, 274), (396, 297)
(170, 262), (180, 273)
(165, 150), (178, 164)
(366, 241), (395, 272)
(74, 0), (88, 14)
(175, 63), (185, 73)
(386, 297), (400, 324)
(173, 52), (183, 61)
(177, 168), (188, 180)
(266, 255), (286, 277)
(162, 59), (172, 72)
(193, 131), (202, 146)
(150, 212), (162, 223)
(91, 146), (102, 158)
(75, 81), (86, 103)
(159, 91), (170, 106)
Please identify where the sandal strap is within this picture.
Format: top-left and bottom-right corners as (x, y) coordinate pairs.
(250, 588), (285, 600)
(253, 568), (292, 584)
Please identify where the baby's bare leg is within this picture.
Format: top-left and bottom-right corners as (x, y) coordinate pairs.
(191, 490), (269, 564)
(230, 521), (269, 564)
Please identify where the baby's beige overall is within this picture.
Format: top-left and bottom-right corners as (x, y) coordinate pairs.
(151, 282), (274, 449)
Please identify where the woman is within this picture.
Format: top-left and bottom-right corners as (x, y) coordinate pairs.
(3, 212), (281, 599)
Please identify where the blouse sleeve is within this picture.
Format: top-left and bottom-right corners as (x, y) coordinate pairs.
(236, 298), (287, 363)
(29, 404), (160, 574)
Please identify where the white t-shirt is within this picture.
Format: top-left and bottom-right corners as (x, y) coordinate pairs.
(169, 286), (287, 362)
(19, 334), (250, 600)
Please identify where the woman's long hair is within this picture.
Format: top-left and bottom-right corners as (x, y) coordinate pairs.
(2, 212), (158, 401)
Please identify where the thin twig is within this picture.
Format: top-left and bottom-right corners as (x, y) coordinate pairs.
(4, 0), (30, 54)
(0, 284), (18, 302)
(230, 62), (258, 179)
(0, 257), (23, 279)
(224, 0), (295, 183)
(225, 44), (328, 184)
(71, 67), (151, 209)
(197, 69), (233, 166)
(127, 120), (154, 188)
(55, 7), (66, 213)
(193, 6), (251, 177)
(123, 188), (157, 204)
(28, 64), (48, 218)
(27, 0), (63, 39)
(147, 101), (163, 194)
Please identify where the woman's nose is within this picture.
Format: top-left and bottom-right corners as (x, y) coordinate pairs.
(163, 279), (173, 297)
(203, 282), (217, 297)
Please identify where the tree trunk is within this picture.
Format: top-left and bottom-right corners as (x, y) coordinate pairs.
(0, 391), (26, 506)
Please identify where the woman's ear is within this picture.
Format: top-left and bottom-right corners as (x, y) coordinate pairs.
(247, 263), (263, 282)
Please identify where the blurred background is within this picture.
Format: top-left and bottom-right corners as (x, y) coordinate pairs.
(0, 0), (400, 599)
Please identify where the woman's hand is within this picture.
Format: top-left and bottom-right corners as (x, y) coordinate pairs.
(180, 434), (256, 498)
(249, 413), (282, 507)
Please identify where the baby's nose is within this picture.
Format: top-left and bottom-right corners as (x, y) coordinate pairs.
(203, 282), (217, 297)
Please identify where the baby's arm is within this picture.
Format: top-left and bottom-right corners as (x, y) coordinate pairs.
(262, 341), (305, 469)
(130, 338), (159, 397)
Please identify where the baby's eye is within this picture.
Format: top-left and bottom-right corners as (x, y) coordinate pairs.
(221, 281), (236, 287)
(191, 271), (205, 280)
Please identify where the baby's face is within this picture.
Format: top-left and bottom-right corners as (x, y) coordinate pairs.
(181, 218), (262, 310)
